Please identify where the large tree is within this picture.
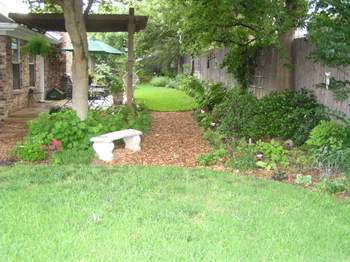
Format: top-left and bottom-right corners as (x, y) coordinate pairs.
(308, 0), (350, 67)
(166, 0), (308, 89)
(27, 0), (95, 120)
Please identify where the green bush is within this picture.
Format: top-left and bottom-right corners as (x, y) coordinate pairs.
(306, 120), (350, 151)
(212, 88), (259, 138)
(50, 149), (94, 165)
(226, 139), (257, 171)
(255, 140), (289, 170)
(316, 178), (347, 194)
(250, 89), (327, 145)
(150, 76), (171, 87)
(306, 120), (350, 176)
(15, 135), (47, 161)
(15, 107), (151, 161)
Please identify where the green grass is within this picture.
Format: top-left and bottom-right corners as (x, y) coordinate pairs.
(1, 165), (350, 261)
(134, 84), (197, 111)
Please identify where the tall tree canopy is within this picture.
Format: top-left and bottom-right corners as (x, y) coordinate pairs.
(308, 0), (350, 67)
(163, 0), (308, 88)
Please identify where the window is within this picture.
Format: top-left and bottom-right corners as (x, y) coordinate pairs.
(11, 38), (21, 89)
(29, 54), (35, 86)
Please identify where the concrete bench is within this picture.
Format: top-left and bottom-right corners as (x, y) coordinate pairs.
(90, 129), (142, 162)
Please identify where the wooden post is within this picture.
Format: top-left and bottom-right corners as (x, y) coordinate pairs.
(127, 7), (135, 107)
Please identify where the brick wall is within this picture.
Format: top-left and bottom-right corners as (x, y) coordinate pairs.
(0, 35), (66, 121)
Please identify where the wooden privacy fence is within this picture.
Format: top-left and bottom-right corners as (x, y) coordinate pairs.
(182, 37), (350, 117)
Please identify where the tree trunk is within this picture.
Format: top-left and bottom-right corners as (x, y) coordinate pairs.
(61, 0), (89, 120)
(275, 0), (296, 91)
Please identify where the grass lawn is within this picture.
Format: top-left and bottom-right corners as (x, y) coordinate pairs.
(1, 165), (350, 261)
(134, 84), (197, 111)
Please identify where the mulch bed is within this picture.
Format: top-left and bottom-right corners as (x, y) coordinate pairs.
(109, 112), (211, 167)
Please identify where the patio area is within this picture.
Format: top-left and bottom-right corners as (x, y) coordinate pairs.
(0, 101), (62, 160)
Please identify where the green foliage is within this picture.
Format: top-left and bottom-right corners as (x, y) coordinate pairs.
(178, 75), (227, 112)
(167, 0), (307, 87)
(306, 120), (350, 176)
(110, 77), (124, 94)
(306, 120), (350, 152)
(256, 140), (289, 170)
(317, 78), (350, 101)
(196, 148), (228, 166)
(15, 107), (151, 161)
(22, 36), (51, 57)
(136, 0), (182, 76)
(226, 139), (257, 171)
(212, 88), (259, 138)
(15, 135), (47, 161)
(150, 76), (171, 87)
(211, 89), (326, 145)
(308, 0), (350, 67)
(316, 178), (347, 194)
(295, 175), (312, 186)
(50, 149), (94, 165)
(250, 89), (327, 145)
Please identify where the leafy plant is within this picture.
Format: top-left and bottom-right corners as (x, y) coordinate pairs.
(250, 89), (327, 145)
(15, 135), (47, 161)
(110, 77), (124, 94)
(150, 76), (171, 87)
(256, 140), (289, 170)
(226, 139), (257, 171)
(213, 88), (259, 138)
(196, 148), (228, 166)
(15, 107), (151, 162)
(317, 78), (350, 101)
(316, 178), (347, 194)
(23, 36), (51, 57)
(295, 174), (312, 186)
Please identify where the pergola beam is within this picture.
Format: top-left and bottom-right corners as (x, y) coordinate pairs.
(8, 13), (148, 32)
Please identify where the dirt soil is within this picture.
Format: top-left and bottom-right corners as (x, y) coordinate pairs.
(110, 112), (211, 167)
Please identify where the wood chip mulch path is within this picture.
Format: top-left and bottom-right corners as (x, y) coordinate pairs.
(110, 112), (211, 167)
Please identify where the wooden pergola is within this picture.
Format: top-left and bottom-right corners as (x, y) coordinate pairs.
(9, 8), (148, 105)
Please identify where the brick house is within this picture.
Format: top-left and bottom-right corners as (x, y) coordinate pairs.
(0, 13), (66, 121)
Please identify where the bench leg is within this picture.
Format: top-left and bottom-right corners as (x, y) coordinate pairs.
(92, 141), (114, 162)
(124, 135), (141, 152)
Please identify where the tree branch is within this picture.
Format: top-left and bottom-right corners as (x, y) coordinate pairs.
(84, 0), (95, 15)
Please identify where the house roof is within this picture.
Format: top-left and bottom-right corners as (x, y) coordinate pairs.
(0, 13), (13, 23)
(8, 13), (148, 33)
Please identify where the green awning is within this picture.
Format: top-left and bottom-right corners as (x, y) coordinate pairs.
(62, 39), (123, 55)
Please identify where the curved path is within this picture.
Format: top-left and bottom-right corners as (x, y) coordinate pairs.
(111, 112), (210, 167)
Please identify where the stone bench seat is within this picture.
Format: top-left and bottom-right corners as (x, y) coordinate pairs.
(90, 129), (142, 162)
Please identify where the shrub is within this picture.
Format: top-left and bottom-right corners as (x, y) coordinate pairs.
(250, 89), (327, 145)
(226, 139), (257, 171)
(306, 120), (350, 151)
(178, 75), (206, 102)
(15, 107), (151, 161)
(15, 135), (47, 161)
(150, 76), (171, 87)
(306, 120), (350, 176)
(213, 88), (259, 138)
(316, 178), (347, 194)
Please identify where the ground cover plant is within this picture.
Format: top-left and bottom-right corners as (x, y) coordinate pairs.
(15, 106), (151, 161)
(188, 79), (350, 192)
(134, 83), (197, 112)
(0, 165), (350, 261)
